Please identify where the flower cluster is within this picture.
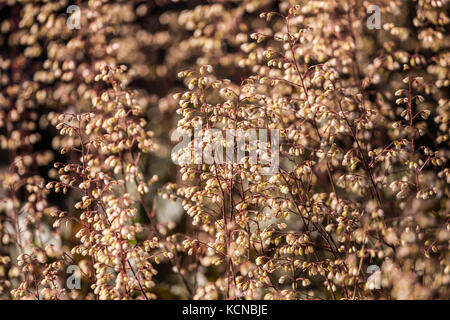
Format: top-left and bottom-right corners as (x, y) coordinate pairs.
(166, 0), (449, 300)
